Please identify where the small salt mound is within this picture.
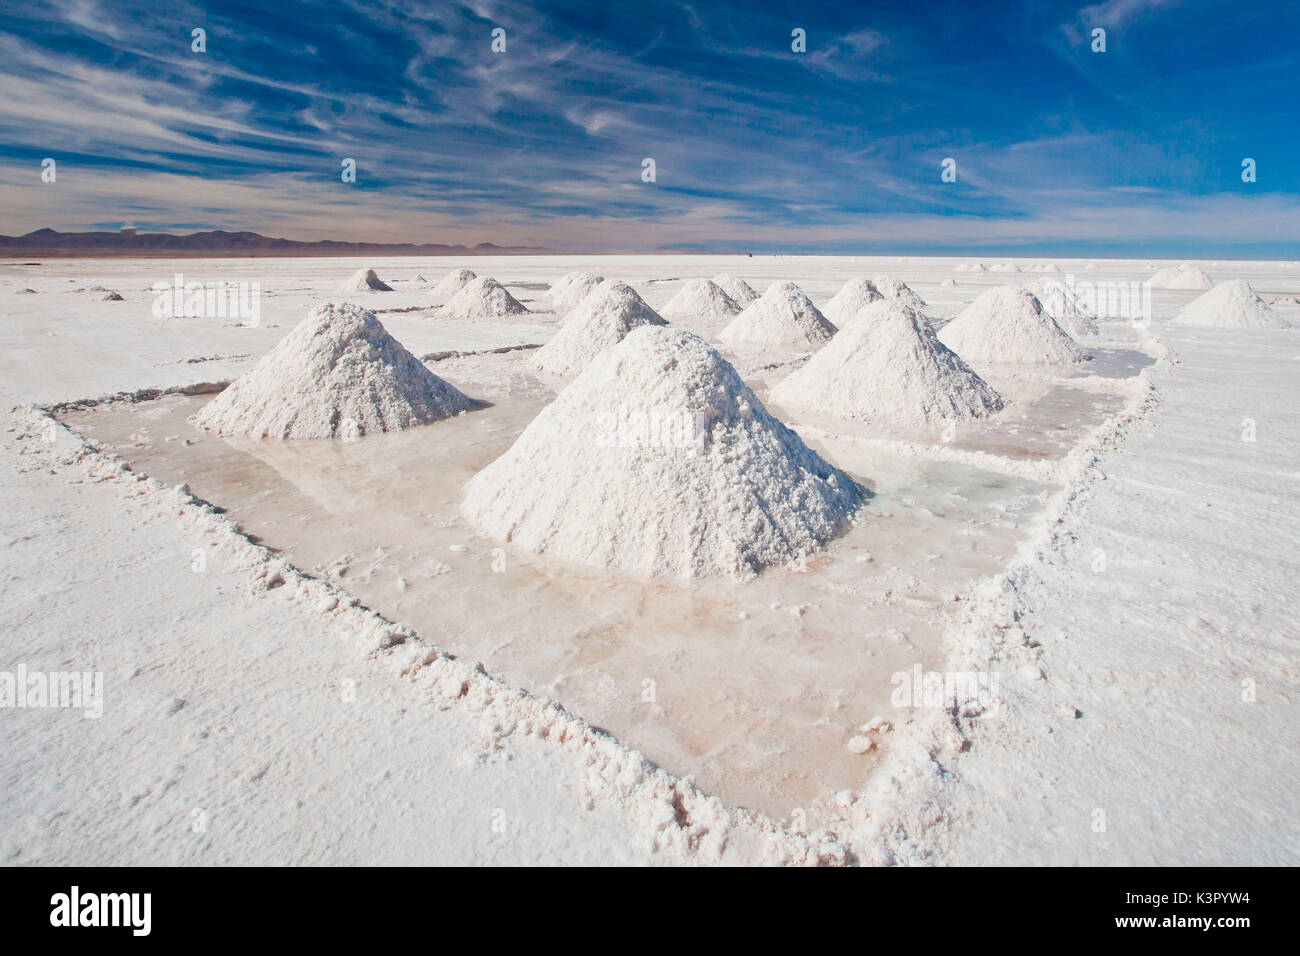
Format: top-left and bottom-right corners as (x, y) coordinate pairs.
(534, 281), (667, 376)
(718, 282), (836, 349)
(413, 274), (430, 283)
(1032, 279), (1099, 337)
(940, 278), (958, 287)
(463, 326), (864, 579)
(939, 285), (1086, 365)
(337, 268), (392, 293)
(16, 288), (37, 294)
(193, 302), (473, 439)
(1039, 263), (1062, 273)
(770, 301), (1004, 427)
(1171, 280), (1289, 329)
(713, 273), (760, 306)
(822, 278), (883, 325)
(968, 263), (988, 273)
(433, 269), (477, 297)
(440, 276), (529, 319)
(103, 291), (124, 301)
(661, 278), (740, 318)
(873, 275), (927, 309)
(549, 271), (604, 310)
(1151, 264), (1214, 290)
(990, 262), (1021, 273)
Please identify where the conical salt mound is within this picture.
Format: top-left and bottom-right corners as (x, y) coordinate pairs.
(712, 273), (759, 306)
(1032, 279), (1099, 338)
(192, 302), (473, 439)
(873, 275), (926, 309)
(661, 278), (740, 318)
(337, 268), (392, 293)
(464, 326), (864, 579)
(770, 301), (1004, 427)
(939, 285), (1086, 365)
(822, 278), (883, 326)
(990, 262), (1021, 273)
(1170, 280), (1289, 329)
(534, 281), (667, 376)
(1151, 264), (1214, 290)
(440, 276), (529, 318)
(413, 274), (430, 283)
(718, 282), (836, 349)
(548, 271), (604, 309)
(434, 268), (477, 296)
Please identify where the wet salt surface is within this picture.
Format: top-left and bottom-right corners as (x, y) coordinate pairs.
(61, 346), (1144, 821)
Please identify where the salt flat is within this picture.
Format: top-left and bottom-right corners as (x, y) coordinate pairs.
(2, 254), (1298, 865)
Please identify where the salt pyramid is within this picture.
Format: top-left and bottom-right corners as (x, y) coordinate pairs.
(940, 278), (958, 288)
(718, 282), (836, 349)
(1032, 278), (1099, 337)
(433, 268), (477, 297)
(822, 278), (883, 326)
(1170, 280), (1289, 329)
(968, 263), (988, 273)
(661, 278), (740, 318)
(413, 274), (430, 284)
(990, 262), (1020, 273)
(192, 302), (473, 439)
(1151, 264), (1214, 290)
(770, 301), (1004, 427)
(712, 274), (759, 306)
(463, 326), (864, 579)
(534, 281), (667, 376)
(440, 276), (529, 319)
(938, 285), (1086, 365)
(873, 275), (927, 309)
(549, 271), (604, 310)
(337, 268), (392, 293)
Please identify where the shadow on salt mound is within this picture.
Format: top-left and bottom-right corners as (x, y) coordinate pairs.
(534, 281), (666, 377)
(712, 273), (759, 306)
(1170, 280), (1290, 329)
(191, 301), (476, 439)
(718, 281), (836, 349)
(770, 300), (1003, 428)
(337, 267), (392, 293)
(938, 285), (1087, 367)
(464, 326), (866, 580)
(1031, 278), (1099, 338)
(873, 275), (926, 309)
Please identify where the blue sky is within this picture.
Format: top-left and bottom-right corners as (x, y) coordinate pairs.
(1, 0), (1297, 255)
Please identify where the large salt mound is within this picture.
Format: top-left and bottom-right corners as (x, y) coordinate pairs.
(1170, 280), (1289, 329)
(464, 326), (864, 579)
(433, 269), (477, 297)
(192, 302), (473, 439)
(939, 285), (1086, 365)
(770, 301), (1004, 427)
(822, 277), (883, 325)
(534, 281), (667, 376)
(661, 278), (740, 318)
(1151, 265), (1214, 290)
(712, 273), (759, 306)
(1032, 278), (1100, 338)
(718, 282), (836, 349)
(337, 268), (392, 293)
(549, 271), (604, 310)
(873, 275), (927, 309)
(440, 276), (529, 318)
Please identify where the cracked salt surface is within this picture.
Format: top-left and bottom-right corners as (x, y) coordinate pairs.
(60, 340), (1148, 822)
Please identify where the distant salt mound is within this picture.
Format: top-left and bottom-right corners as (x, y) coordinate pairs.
(1171, 280), (1289, 329)
(873, 275), (927, 309)
(1038, 263), (1062, 273)
(718, 282), (836, 349)
(712, 274), (759, 306)
(440, 276), (529, 319)
(822, 277), (883, 325)
(463, 326), (864, 579)
(1032, 278), (1100, 338)
(15, 288), (36, 295)
(337, 268), (392, 293)
(549, 271), (605, 310)
(433, 269), (477, 297)
(771, 301), (1004, 427)
(534, 281), (667, 376)
(102, 291), (124, 301)
(661, 278), (740, 318)
(1151, 264), (1214, 290)
(940, 278), (958, 288)
(990, 262), (1021, 273)
(968, 263), (988, 273)
(939, 285), (1086, 365)
(193, 302), (473, 439)
(413, 274), (430, 284)
(1269, 295), (1300, 306)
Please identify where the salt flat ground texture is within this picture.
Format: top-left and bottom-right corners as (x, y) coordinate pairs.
(2, 255), (1298, 865)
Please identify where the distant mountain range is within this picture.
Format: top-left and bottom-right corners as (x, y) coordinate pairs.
(0, 228), (551, 258)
